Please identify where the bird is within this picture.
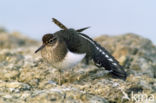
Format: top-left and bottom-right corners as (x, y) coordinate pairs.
(35, 18), (127, 85)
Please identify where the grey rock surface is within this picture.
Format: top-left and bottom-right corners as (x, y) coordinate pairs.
(0, 31), (155, 103)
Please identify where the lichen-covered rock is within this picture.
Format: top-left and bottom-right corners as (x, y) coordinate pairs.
(95, 33), (156, 78)
(0, 31), (38, 49)
(0, 27), (7, 33)
(0, 31), (155, 103)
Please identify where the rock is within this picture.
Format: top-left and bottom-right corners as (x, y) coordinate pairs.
(26, 86), (109, 103)
(0, 30), (155, 103)
(0, 31), (38, 49)
(95, 33), (156, 78)
(0, 27), (7, 33)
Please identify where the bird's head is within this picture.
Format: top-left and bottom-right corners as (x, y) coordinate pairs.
(35, 33), (57, 53)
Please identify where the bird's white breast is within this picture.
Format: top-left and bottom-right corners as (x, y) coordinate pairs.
(55, 50), (86, 69)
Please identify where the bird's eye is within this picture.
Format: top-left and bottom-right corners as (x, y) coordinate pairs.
(49, 39), (53, 43)
(48, 38), (56, 44)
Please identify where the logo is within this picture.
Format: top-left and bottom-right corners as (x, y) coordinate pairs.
(120, 88), (155, 102)
(131, 91), (154, 102)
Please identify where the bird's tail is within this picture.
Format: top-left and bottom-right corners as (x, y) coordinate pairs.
(92, 42), (127, 80)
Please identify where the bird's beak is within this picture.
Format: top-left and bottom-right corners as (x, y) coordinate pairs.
(35, 44), (45, 53)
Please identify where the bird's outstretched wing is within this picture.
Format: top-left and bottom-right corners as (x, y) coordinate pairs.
(78, 33), (127, 80)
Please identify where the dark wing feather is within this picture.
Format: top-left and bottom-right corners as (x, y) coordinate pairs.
(76, 27), (90, 32)
(78, 33), (127, 80)
(92, 42), (127, 80)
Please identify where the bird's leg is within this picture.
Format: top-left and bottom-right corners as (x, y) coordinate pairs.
(58, 69), (62, 85)
(81, 57), (89, 68)
(85, 57), (89, 65)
